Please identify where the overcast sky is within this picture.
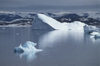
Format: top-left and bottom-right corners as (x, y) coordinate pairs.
(0, 0), (99, 8)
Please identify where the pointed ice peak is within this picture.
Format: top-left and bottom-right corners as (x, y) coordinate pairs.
(37, 13), (67, 30)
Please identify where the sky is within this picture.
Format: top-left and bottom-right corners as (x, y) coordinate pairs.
(0, 0), (99, 7)
(0, 0), (99, 11)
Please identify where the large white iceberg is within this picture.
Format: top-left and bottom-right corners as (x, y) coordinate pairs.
(36, 14), (86, 31)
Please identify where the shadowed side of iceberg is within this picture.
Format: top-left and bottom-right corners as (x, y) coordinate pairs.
(32, 14), (54, 30)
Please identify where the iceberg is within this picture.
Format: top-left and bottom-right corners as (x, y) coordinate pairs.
(32, 13), (86, 31)
(14, 41), (42, 53)
(84, 25), (100, 39)
(90, 32), (100, 38)
(33, 13), (99, 34)
(84, 25), (97, 34)
(14, 41), (42, 61)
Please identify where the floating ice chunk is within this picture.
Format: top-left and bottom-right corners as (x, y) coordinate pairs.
(84, 25), (100, 40)
(91, 32), (100, 35)
(14, 41), (42, 61)
(90, 32), (100, 38)
(84, 25), (97, 34)
(14, 41), (42, 53)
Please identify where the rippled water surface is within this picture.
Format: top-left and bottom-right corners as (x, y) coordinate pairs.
(0, 27), (100, 66)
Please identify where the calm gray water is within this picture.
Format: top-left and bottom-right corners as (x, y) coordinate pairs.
(0, 27), (100, 66)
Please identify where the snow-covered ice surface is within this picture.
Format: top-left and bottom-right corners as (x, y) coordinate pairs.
(14, 41), (43, 61)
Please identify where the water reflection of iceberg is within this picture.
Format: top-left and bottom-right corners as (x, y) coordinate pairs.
(14, 41), (43, 61)
(39, 30), (84, 49)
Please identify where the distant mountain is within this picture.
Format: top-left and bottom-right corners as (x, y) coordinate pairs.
(0, 12), (100, 27)
(0, 13), (22, 21)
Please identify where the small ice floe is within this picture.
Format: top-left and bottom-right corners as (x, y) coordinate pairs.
(14, 41), (43, 61)
(84, 24), (100, 39)
(90, 32), (100, 39)
(84, 25), (97, 34)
